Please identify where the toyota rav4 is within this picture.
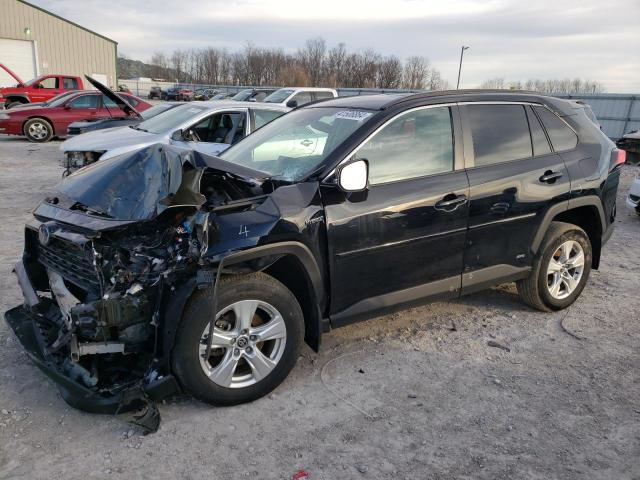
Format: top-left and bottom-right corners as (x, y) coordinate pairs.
(4, 91), (623, 430)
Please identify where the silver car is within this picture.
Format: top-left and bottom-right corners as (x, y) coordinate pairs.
(60, 101), (290, 171)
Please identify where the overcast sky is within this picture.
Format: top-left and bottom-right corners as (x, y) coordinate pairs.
(29, 0), (640, 92)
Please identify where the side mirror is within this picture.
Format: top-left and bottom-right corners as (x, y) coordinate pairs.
(171, 129), (183, 141)
(337, 158), (369, 192)
(286, 99), (298, 108)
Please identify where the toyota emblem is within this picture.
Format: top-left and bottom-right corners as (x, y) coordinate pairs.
(38, 224), (51, 246)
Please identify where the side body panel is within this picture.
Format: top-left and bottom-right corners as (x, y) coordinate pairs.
(458, 103), (572, 292)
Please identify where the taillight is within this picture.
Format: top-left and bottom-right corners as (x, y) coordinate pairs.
(610, 148), (626, 171)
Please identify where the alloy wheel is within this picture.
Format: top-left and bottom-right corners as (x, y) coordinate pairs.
(198, 299), (287, 389)
(546, 240), (585, 300)
(27, 121), (49, 140)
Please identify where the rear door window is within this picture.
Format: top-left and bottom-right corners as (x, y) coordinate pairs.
(526, 106), (552, 156)
(465, 104), (532, 166)
(533, 106), (578, 152)
(358, 106), (454, 184)
(103, 95), (117, 108)
(292, 92), (314, 106)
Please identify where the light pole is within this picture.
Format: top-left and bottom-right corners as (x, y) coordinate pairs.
(456, 46), (469, 90)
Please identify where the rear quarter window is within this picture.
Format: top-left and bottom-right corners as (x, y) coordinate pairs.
(534, 106), (578, 152)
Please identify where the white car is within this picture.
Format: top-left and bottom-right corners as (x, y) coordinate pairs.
(60, 101), (290, 171)
(263, 87), (337, 108)
(627, 173), (640, 215)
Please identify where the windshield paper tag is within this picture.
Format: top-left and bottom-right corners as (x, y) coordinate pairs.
(333, 110), (373, 121)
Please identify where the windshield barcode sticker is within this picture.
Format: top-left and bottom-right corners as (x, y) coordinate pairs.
(333, 110), (373, 121)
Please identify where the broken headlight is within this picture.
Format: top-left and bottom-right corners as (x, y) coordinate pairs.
(64, 151), (103, 169)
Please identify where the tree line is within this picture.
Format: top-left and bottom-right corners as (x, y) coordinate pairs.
(129, 37), (450, 90)
(120, 37), (607, 94)
(480, 77), (605, 94)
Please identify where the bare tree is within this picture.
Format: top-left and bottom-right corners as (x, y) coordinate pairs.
(483, 77), (605, 93)
(325, 43), (347, 87)
(136, 37), (451, 91)
(170, 50), (188, 82)
(376, 56), (403, 89)
(149, 52), (168, 79)
(402, 56), (430, 89)
(297, 37), (327, 86)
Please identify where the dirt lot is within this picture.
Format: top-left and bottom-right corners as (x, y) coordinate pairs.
(0, 135), (639, 480)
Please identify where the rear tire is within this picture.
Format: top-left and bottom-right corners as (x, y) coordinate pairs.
(172, 272), (304, 406)
(23, 118), (54, 142)
(517, 222), (592, 311)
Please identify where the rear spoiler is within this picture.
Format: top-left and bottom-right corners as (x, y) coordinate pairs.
(84, 75), (140, 118)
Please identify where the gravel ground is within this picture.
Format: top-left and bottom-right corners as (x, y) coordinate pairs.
(0, 135), (639, 480)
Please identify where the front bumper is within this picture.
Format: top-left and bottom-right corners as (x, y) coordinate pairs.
(4, 260), (179, 414)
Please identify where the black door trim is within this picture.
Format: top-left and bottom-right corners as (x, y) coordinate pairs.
(330, 275), (460, 327)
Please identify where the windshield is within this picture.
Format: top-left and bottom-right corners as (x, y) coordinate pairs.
(232, 89), (252, 101)
(220, 107), (375, 181)
(264, 89), (294, 103)
(135, 104), (207, 134)
(46, 91), (78, 106)
(23, 77), (41, 86)
(140, 103), (177, 119)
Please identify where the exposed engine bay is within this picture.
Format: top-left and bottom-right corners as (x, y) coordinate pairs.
(7, 144), (275, 432)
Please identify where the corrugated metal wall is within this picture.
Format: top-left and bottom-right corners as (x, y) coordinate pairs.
(546, 94), (638, 139)
(0, 0), (117, 87)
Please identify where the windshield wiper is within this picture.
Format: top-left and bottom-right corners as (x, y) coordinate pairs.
(70, 202), (113, 218)
(129, 125), (149, 132)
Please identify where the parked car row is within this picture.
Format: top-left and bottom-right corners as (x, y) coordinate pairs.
(0, 79), (152, 142)
(4, 87), (624, 433)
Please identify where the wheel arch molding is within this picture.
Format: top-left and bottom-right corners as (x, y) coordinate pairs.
(202, 241), (326, 352)
(531, 196), (607, 268)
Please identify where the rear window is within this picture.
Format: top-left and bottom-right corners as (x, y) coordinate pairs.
(63, 77), (79, 89)
(466, 104), (532, 166)
(534, 106), (578, 152)
(314, 91), (335, 100)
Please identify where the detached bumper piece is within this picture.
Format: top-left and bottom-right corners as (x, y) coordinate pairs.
(4, 304), (178, 431)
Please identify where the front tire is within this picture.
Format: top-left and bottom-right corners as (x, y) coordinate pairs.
(517, 222), (592, 311)
(172, 272), (304, 406)
(23, 118), (54, 142)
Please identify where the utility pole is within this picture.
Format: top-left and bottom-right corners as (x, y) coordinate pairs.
(456, 46), (469, 90)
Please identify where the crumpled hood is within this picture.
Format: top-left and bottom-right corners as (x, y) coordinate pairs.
(51, 143), (269, 223)
(60, 125), (160, 154)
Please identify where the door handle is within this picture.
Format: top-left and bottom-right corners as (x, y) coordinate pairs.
(539, 170), (563, 183)
(435, 194), (467, 211)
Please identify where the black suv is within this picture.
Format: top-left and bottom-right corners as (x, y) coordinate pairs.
(5, 91), (622, 426)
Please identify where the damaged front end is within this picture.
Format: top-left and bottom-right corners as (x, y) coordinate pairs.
(5, 144), (273, 430)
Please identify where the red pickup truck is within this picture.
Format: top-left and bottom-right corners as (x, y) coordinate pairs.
(0, 63), (84, 109)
